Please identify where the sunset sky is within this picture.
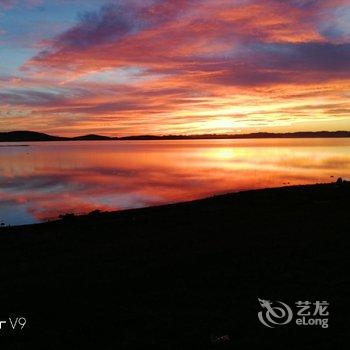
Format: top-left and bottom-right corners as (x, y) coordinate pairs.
(0, 0), (349, 136)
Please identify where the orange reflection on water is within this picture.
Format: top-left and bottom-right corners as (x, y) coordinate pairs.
(1, 138), (350, 225)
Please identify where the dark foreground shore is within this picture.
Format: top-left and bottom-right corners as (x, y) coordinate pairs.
(0, 182), (349, 349)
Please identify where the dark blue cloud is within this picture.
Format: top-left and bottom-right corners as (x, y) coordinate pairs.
(0, 88), (89, 107)
(201, 42), (350, 87)
(262, 42), (350, 71)
(281, 0), (319, 9)
(55, 3), (138, 49)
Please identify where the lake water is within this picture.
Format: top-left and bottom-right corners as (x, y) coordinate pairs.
(1, 138), (349, 226)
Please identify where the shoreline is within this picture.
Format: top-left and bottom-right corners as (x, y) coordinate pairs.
(0, 181), (348, 347)
(1, 181), (345, 230)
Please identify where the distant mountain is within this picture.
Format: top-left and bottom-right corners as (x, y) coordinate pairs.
(1, 130), (350, 142)
(0, 131), (68, 142)
(71, 134), (114, 141)
(0, 131), (113, 142)
(119, 131), (350, 140)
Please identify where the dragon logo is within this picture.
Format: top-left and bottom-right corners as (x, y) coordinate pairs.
(258, 298), (293, 328)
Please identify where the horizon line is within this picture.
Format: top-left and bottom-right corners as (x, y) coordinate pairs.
(1, 130), (350, 141)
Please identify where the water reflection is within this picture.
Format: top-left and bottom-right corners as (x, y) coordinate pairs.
(1, 139), (349, 225)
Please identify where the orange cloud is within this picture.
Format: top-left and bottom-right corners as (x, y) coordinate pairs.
(1, 0), (349, 135)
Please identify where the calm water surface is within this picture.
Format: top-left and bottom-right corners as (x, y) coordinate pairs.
(1, 138), (349, 226)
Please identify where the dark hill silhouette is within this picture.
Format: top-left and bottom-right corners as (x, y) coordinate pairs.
(0, 131), (68, 142)
(119, 131), (350, 140)
(1, 130), (350, 142)
(71, 134), (115, 141)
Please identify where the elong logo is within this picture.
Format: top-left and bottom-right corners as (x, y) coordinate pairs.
(258, 299), (293, 328)
(258, 299), (329, 329)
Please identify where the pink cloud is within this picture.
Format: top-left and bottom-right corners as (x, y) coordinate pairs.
(1, 0), (349, 135)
